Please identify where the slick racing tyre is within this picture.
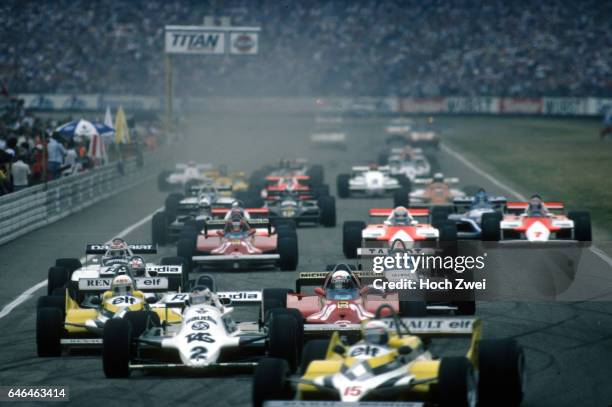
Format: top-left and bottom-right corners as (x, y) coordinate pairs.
(54, 258), (82, 274)
(103, 318), (132, 378)
(177, 236), (196, 271)
(275, 219), (297, 237)
(435, 357), (477, 407)
(393, 188), (410, 208)
(431, 205), (454, 229)
(36, 307), (63, 357)
(568, 210), (592, 242)
(160, 256), (190, 290)
(481, 212), (502, 241)
(252, 358), (292, 407)
(300, 339), (329, 374)
(47, 266), (69, 296)
(268, 308), (304, 357)
(37, 295), (65, 318)
(124, 311), (161, 338)
(478, 339), (524, 406)
(399, 300), (427, 317)
(268, 314), (300, 372)
(164, 193), (184, 221)
(318, 195), (336, 227)
(151, 211), (168, 246)
(278, 237), (298, 271)
(261, 288), (292, 320)
(336, 174), (351, 198)
(342, 221), (365, 258)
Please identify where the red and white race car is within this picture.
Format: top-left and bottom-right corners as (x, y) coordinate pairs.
(481, 197), (591, 242)
(342, 207), (457, 258)
(177, 208), (298, 270)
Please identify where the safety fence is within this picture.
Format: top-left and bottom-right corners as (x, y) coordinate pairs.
(0, 153), (162, 246)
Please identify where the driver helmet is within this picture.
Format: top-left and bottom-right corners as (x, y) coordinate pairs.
(107, 238), (128, 257)
(199, 196), (211, 210)
(111, 274), (133, 296)
(330, 270), (352, 290)
(369, 162), (378, 170)
(527, 195), (546, 215)
(187, 161), (196, 167)
(128, 256), (146, 276)
(362, 320), (389, 345)
(473, 188), (489, 205)
(191, 288), (214, 306)
(392, 206), (411, 225)
(433, 172), (444, 183)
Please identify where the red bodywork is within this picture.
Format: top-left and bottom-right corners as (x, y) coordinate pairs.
(363, 208), (438, 243)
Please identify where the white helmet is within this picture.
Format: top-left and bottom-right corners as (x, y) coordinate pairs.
(111, 275), (133, 296)
(191, 288), (214, 306)
(433, 172), (444, 183)
(363, 320), (389, 345)
(330, 270), (352, 290)
(392, 206), (411, 225)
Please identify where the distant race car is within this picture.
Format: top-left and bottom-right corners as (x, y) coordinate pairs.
(342, 207), (456, 258)
(387, 148), (432, 181)
(311, 115), (347, 149)
(446, 192), (507, 239)
(384, 118), (441, 150)
(249, 159), (325, 192)
(177, 208), (299, 271)
(481, 196), (591, 242)
(37, 272), (181, 356)
(336, 165), (409, 198)
(157, 162), (217, 191)
(46, 238), (188, 302)
(253, 305), (524, 407)
(101, 284), (304, 377)
(393, 173), (463, 207)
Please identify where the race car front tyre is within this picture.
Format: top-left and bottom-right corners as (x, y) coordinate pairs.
(318, 195), (336, 227)
(454, 300), (476, 316)
(478, 339), (524, 406)
(481, 212), (502, 241)
(393, 188), (410, 208)
(436, 357), (477, 407)
(399, 301), (427, 317)
(431, 205), (454, 229)
(568, 211), (592, 241)
(164, 193), (184, 221)
(47, 266), (69, 296)
(37, 295), (65, 318)
(343, 221), (365, 258)
(300, 339), (329, 374)
(268, 308), (304, 357)
(261, 288), (292, 321)
(394, 174), (411, 191)
(151, 211), (168, 246)
(157, 170), (172, 191)
(336, 174), (351, 198)
(276, 219), (297, 237)
(278, 237), (298, 271)
(55, 258), (82, 274)
(103, 318), (132, 378)
(268, 314), (300, 372)
(124, 311), (161, 339)
(306, 165), (324, 186)
(36, 307), (63, 357)
(438, 221), (458, 241)
(252, 358), (292, 407)
(196, 274), (217, 291)
(160, 256), (190, 289)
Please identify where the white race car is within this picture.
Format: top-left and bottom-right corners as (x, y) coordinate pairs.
(158, 162), (215, 191)
(102, 285), (303, 377)
(337, 165), (409, 198)
(387, 150), (432, 181)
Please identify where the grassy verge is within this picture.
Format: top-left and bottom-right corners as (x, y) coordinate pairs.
(438, 116), (612, 238)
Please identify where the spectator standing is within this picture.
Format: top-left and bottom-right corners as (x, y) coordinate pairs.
(11, 156), (30, 191)
(47, 134), (66, 180)
(62, 141), (78, 175)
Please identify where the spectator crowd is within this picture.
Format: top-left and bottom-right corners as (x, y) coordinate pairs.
(0, 0), (610, 97)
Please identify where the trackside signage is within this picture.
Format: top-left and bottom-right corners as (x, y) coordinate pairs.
(165, 26), (260, 55)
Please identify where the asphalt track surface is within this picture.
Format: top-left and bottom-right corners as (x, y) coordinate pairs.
(0, 114), (611, 407)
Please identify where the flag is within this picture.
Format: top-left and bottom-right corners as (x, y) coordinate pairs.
(104, 106), (114, 130)
(88, 133), (107, 164)
(114, 106), (131, 144)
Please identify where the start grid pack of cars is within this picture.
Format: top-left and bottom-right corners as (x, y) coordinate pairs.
(35, 118), (594, 407)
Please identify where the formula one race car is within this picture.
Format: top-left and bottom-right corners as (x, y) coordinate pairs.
(343, 207), (457, 258)
(101, 285), (304, 377)
(310, 115), (347, 149)
(384, 118), (441, 150)
(46, 238), (188, 301)
(253, 305), (524, 407)
(157, 162), (217, 192)
(442, 190), (507, 239)
(36, 272), (181, 356)
(265, 185), (336, 227)
(177, 208), (299, 271)
(393, 173), (463, 208)
(387, 148), (432, 181)
(481, 195), (592, 242)
(337, 165), (409, 199)
(250, 159), (325, 192)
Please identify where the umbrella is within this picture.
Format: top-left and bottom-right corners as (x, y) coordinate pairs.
(56, 119), (114, 140)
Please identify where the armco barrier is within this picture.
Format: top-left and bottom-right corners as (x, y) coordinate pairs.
(0, 153), (161, 246)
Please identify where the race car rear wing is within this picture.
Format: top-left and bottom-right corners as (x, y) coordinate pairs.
(175, 163), (213, 171)
(369, 208), (430, 217)
(85, 244), (157, 255)
(210, 208), (270, 220)
(203, 218), (271, 233)
(78, 276), (169, 292)
(413, 177), (459, 184)
(155, 291), (262, 307)
(351, 165), (391, 173)
(452, 196), (507, 211)
(506, 201), (565, 214)
(295, 271), (386, 293)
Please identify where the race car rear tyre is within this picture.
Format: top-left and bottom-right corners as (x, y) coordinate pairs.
(177, 238), (196, 271)
(399, 301), (427, 317)
(196, 274), (216, 291)
(343, 221), (365, 258)
(268, 308), (304, 356)
(431, 205), (454, 229)
(161, 256), (190, 289)
(336, 174), (351, 198)
(307, 165), (324, 186)
(394, 174), (411, 190)
(36, 307), (63, 357)
(393, 188), (410, 208)
(436, 357), (476, 407)
(37, 295), (65, 318)
(268, 314), (300, 372)
(438, 221), (458, 241)
(278, 236), (299, 271)
(261, 288), (292, 320)
(55, 258), (82, 274)
(164, 193), (184, 221)
(455, 300), (476, 316)
(481, 212), (502, 241)
(151, 211), (168, 246)
(103, 318), (132, 378)
(252, 358), (292, 407)
(275, 219), (297, 236)
(157, 170), (172, 191)
(125, 311), (161, 339)
(568, 211), (592, 242)
(318, 195), (336, 227)
(300, 339), (329, 374)
(478, 339), (524, 406)
(47, 266), (69, 296)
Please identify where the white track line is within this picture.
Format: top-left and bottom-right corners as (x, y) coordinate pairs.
(0, 206), (162, 320)
(442, 143), (612, 266)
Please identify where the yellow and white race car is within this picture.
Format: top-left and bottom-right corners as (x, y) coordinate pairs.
(253, 305), (524, 407)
